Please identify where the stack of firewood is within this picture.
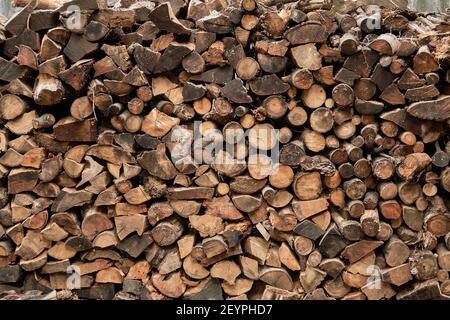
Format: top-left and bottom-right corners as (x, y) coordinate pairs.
(0, 0), (449, 300)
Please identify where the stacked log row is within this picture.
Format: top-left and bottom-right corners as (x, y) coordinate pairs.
(0, 0), (449, 300)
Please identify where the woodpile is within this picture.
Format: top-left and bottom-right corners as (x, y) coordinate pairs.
(0, 0), (450, 300)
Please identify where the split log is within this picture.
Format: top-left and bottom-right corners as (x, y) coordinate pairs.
(339, 33), (359, 56)
(285, 22), (327, 45)
(291, 44), (322, 71)
(259, 267), (293, 291)
(369, 34), (399, 56)
(341, 240), (383, 264)
(0, 95), (28, 121)
(0, 57), (25, 81)
(54, 119), (97, 142)
(33, 74), (65, 106)
(138, 144), (177, 181)
(249, 74), (290, 96)
(63, 34), (98, 63)
(114, 215), (148, 241)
